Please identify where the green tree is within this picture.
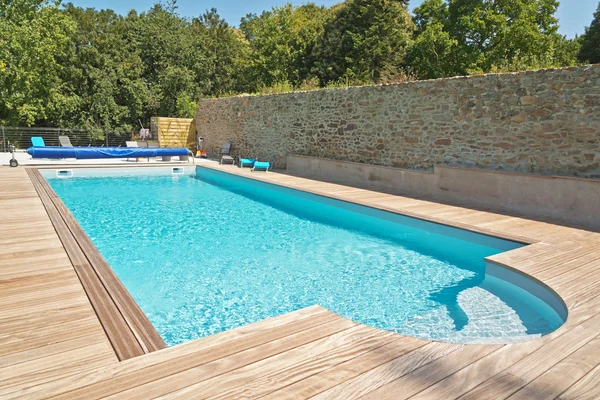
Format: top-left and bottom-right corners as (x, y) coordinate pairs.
(407, 0), (458, 78)
(0, 0), (76, 126)
(132, 2), (199, 118)
(62, 5), (150, 134)
(412, 0), (446, 32)
(578, 2), (600, 63)
(553, 35), (581, 67)
(313, 0), (414, 85)
(450, 0), (562, 73)
(192, 8), (251, 96)
(240, 3), (329, 89)
(408, 0), (573, 78)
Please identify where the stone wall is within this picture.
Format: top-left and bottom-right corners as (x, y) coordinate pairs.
(196, 65), (600, 178)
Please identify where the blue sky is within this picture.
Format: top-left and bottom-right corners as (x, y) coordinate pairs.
(67, 0), (597, 38)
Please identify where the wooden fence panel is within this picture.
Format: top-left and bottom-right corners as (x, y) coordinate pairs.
(151, 117), (195, 149)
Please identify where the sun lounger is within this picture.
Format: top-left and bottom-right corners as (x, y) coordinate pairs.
(58, 135), (73, 147)
(31, 137), (45, 147)
(126, 141), (140, 162)
(251, 161), (271, 172)
(219, 143), (235, 164)
(239, 158), (256, 168)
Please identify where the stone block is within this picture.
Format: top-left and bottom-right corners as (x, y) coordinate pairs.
(519, 96), (538, 106)
(511, 114), (528, 123)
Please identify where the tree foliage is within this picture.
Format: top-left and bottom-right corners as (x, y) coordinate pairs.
(313, 0), (414, 85)
(0, 0), (75, 126)
(408, 0), (579, 79)
(578, 2), (600, 63)
(407, 0), (457, 79)
(240, 3), (328, 89)
(0, 0), (589, 131)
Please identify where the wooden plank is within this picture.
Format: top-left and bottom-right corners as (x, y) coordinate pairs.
(0, 317), (102, 357)
(206, 331), (401, 400)
(310, 342), (461, 399)
(50, 311), (345, 400)
(524, 247), (600, 278)
(507, 335), (600, 400)
(0, 293), (91, 320)
(0, 231), (58, 246)
(256, 335), (426, 400)
(0, 270), (78, 297)
(0, 333), (108, 369)
(556, 362), (600, 400)
(158, 325), (387, 399)
(0, 262), (73, 280)
(0, 304), (95, 336)
(458, 311), (600, 400)
(105, 318), (362, 400)
(360, 343), (501, 399)
(0, 246), (69, 268)
(550, 262), (600, 308)
(0, 343), (116, 398)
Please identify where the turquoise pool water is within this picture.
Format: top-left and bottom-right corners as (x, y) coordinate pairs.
(47, 167), (566, 346)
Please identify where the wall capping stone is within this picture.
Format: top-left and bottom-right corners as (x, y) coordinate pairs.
(210, 64), (600, 100)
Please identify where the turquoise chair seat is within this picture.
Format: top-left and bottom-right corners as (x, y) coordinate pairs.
(239, 158), (256, 167)
(31, 137), (45, 147)
(252, 161), (271, 171)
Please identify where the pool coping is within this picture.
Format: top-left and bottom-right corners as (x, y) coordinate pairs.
(5, 162), (600, 398)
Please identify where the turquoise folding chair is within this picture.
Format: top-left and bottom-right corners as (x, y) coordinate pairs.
(31, 137), (45, 147)
(239, 158), (256, 168)
(251, 161), (271, 172)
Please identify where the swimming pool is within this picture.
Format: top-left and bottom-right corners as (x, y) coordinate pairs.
(44, 166), (566, 346)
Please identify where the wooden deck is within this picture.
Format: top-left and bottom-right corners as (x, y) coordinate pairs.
(1, 162), (599, 399)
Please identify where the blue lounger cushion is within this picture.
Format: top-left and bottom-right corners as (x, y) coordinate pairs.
(240, 158), (256, 167)
(31, 137), (45, 147)
(253, 161), (271, 170)
(27, 146), (190, 159)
